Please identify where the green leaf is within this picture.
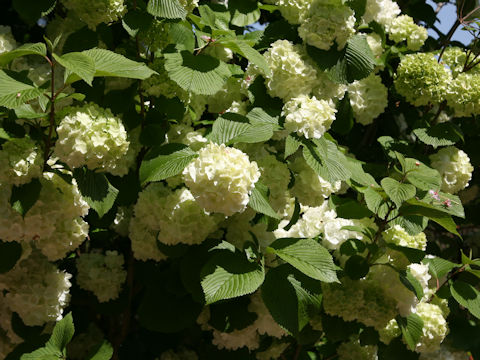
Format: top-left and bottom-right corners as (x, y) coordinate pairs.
(261, 264), (322, 336)
(229, 0), (261, 26)
(344, 255), (369, 280)
(404, 158), (441, 191)
(0, 43), (47, 66)
(345, 157), (379, 187)
(386, 243), (425, 263)
(329, 196), (373, 219)
(201, 250), (265, 304)
(221, 39), (271, 76)
(73, 168), (119, 218)
(147, 0), (187, 19)
(122, 10), (153, 37)
(81, 49), (156, 80)
(413, 123), (463, 148)
(302, 138), (352, 183)
(246, 107), (280, 128)
(344, 34), (376, 82)
(10, 179), (42, 217)
(46, 313), (74, 352)
(381, 177), (416, 207)
(20, 346), (60, 360)
(14, 104), (48, 119)
(0, 70), (43, 109)
(347, 0), (367, 19)
(362, 187), (390, 219)
(285, 134), (302, 158)
(164, 50), (231, 95)
(399, 269), (424, 300)
(208, 113), (274, 145)
(198, 4), (231, 30)
(283, 198), (301, 231)
(423, 256), (459, 279)
(400, 200), (461, 237)
(88, 341), (113, 360)
(268, 238), (339, 283)
(0, 240), (22, 273)
(139, 143), (197, 185)
(396, 313), (424, 351)
(331, 92), (354, 135)
(248, 182), (281, 219)
(420, 190), (464, 219)
(451, 281), (480, 319)
(54, 52), (95, 86)
(169, 22), (196, 52)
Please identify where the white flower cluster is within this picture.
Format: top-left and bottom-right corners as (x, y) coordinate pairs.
(0, 137), (43, 186)
(378, 318), (401, 344)
(419, 347), (471, 360)
(313, 70), (348, 100)
(362, 0), (401, 27)
(395, 53), (451, 106)
(348, 73), (388, 125)
(61, 0), (127, 29)
(54, 103), (130, 175)
(199, 291), (285, 352)
(273, 0), (312, 24)
(178, 0), (199, 12)
(0, 252), (72, 326)
(0, 25), (16, 54)
(383, 225), (427, 250)
(337, 339), (378, 360)
(415, 302), (448, 353)
(76, 250), (127, 303)
(298, 0), (356, 50)
(387, 15), (428, 51)
(430, 147), (473, 194)
(183, 143), (260, 216)
(290, 157), (341, 207)
(165, 124), (208, 152)
(282, 95), (337, 139)
(446, 73), (480, 117)
(0, 173), (89, 261)
(262, 40), (318, 100)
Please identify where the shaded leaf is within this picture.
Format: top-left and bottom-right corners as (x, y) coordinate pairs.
(268, 238), (338, 283)
(0, 43), (47, 66)
(451, 281), (480, 319)
(248, 182), (281, 219)
(0, 240), (22, 274)
(396, 314), (423, 351)
(10, 179), (42, 217)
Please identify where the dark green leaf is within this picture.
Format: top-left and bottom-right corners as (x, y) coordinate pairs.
(139, 143), (197, 185)
(164, 51), (231, 95)
(10, 179), (42, 217)
(147, 0), (187, 19)
(12, 0), (56, 24)
(268, 238), (339, 283)
(54, 52), (95, 86)
(381, 177), (416, 207)
(344, 255), (369, 279)
(73, 168), (119, 218)
(248, 182), (281, 219)
(0, 43), (47, 66)
(201, 250), (265, 304)
(331, 92), (354, 135)
(451, 281), (480, 319)
(229, 0), (261, 26)
(88, 341), (113, 360)
(396, 314), (423, 351)
(0, 240), (22, 273)
(46, 313), (74, 352)
(0, 70), (43, 109)
(399, 269), (424, 300)
(261, 264), (322, 335)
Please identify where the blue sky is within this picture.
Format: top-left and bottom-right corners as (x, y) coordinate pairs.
(426, 0), (474, 45)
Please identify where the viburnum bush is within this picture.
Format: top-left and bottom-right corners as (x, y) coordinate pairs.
(1, 0), (480, 359)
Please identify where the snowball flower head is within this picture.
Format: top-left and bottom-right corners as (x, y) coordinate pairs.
(348, 73), (388, 125)
(0, 25), (16, 54)
(298, 0), (355, 50)
(337, 339), (378, 360)
(76, 250), (127, 302)
(383, 225), (427, 250)
(275, 0), (312, 24)
(263, 40), (318, 100)
(387, 15), (428, 51)
(430, 147), (473, 194)
(282, 95), (336, 139)
(379, 318), (401, 344)
(395, 53), (451, 106)
(446, 73), (480, 117)
(362, 0), (401, 27)
(54, 103), (130, 175)
(0, 137), (43, 186)
(415, 302), (448, 353)
(61, 0), (126, 29)
(183, 143), (260, 216)
(0, 252), (72, 326)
